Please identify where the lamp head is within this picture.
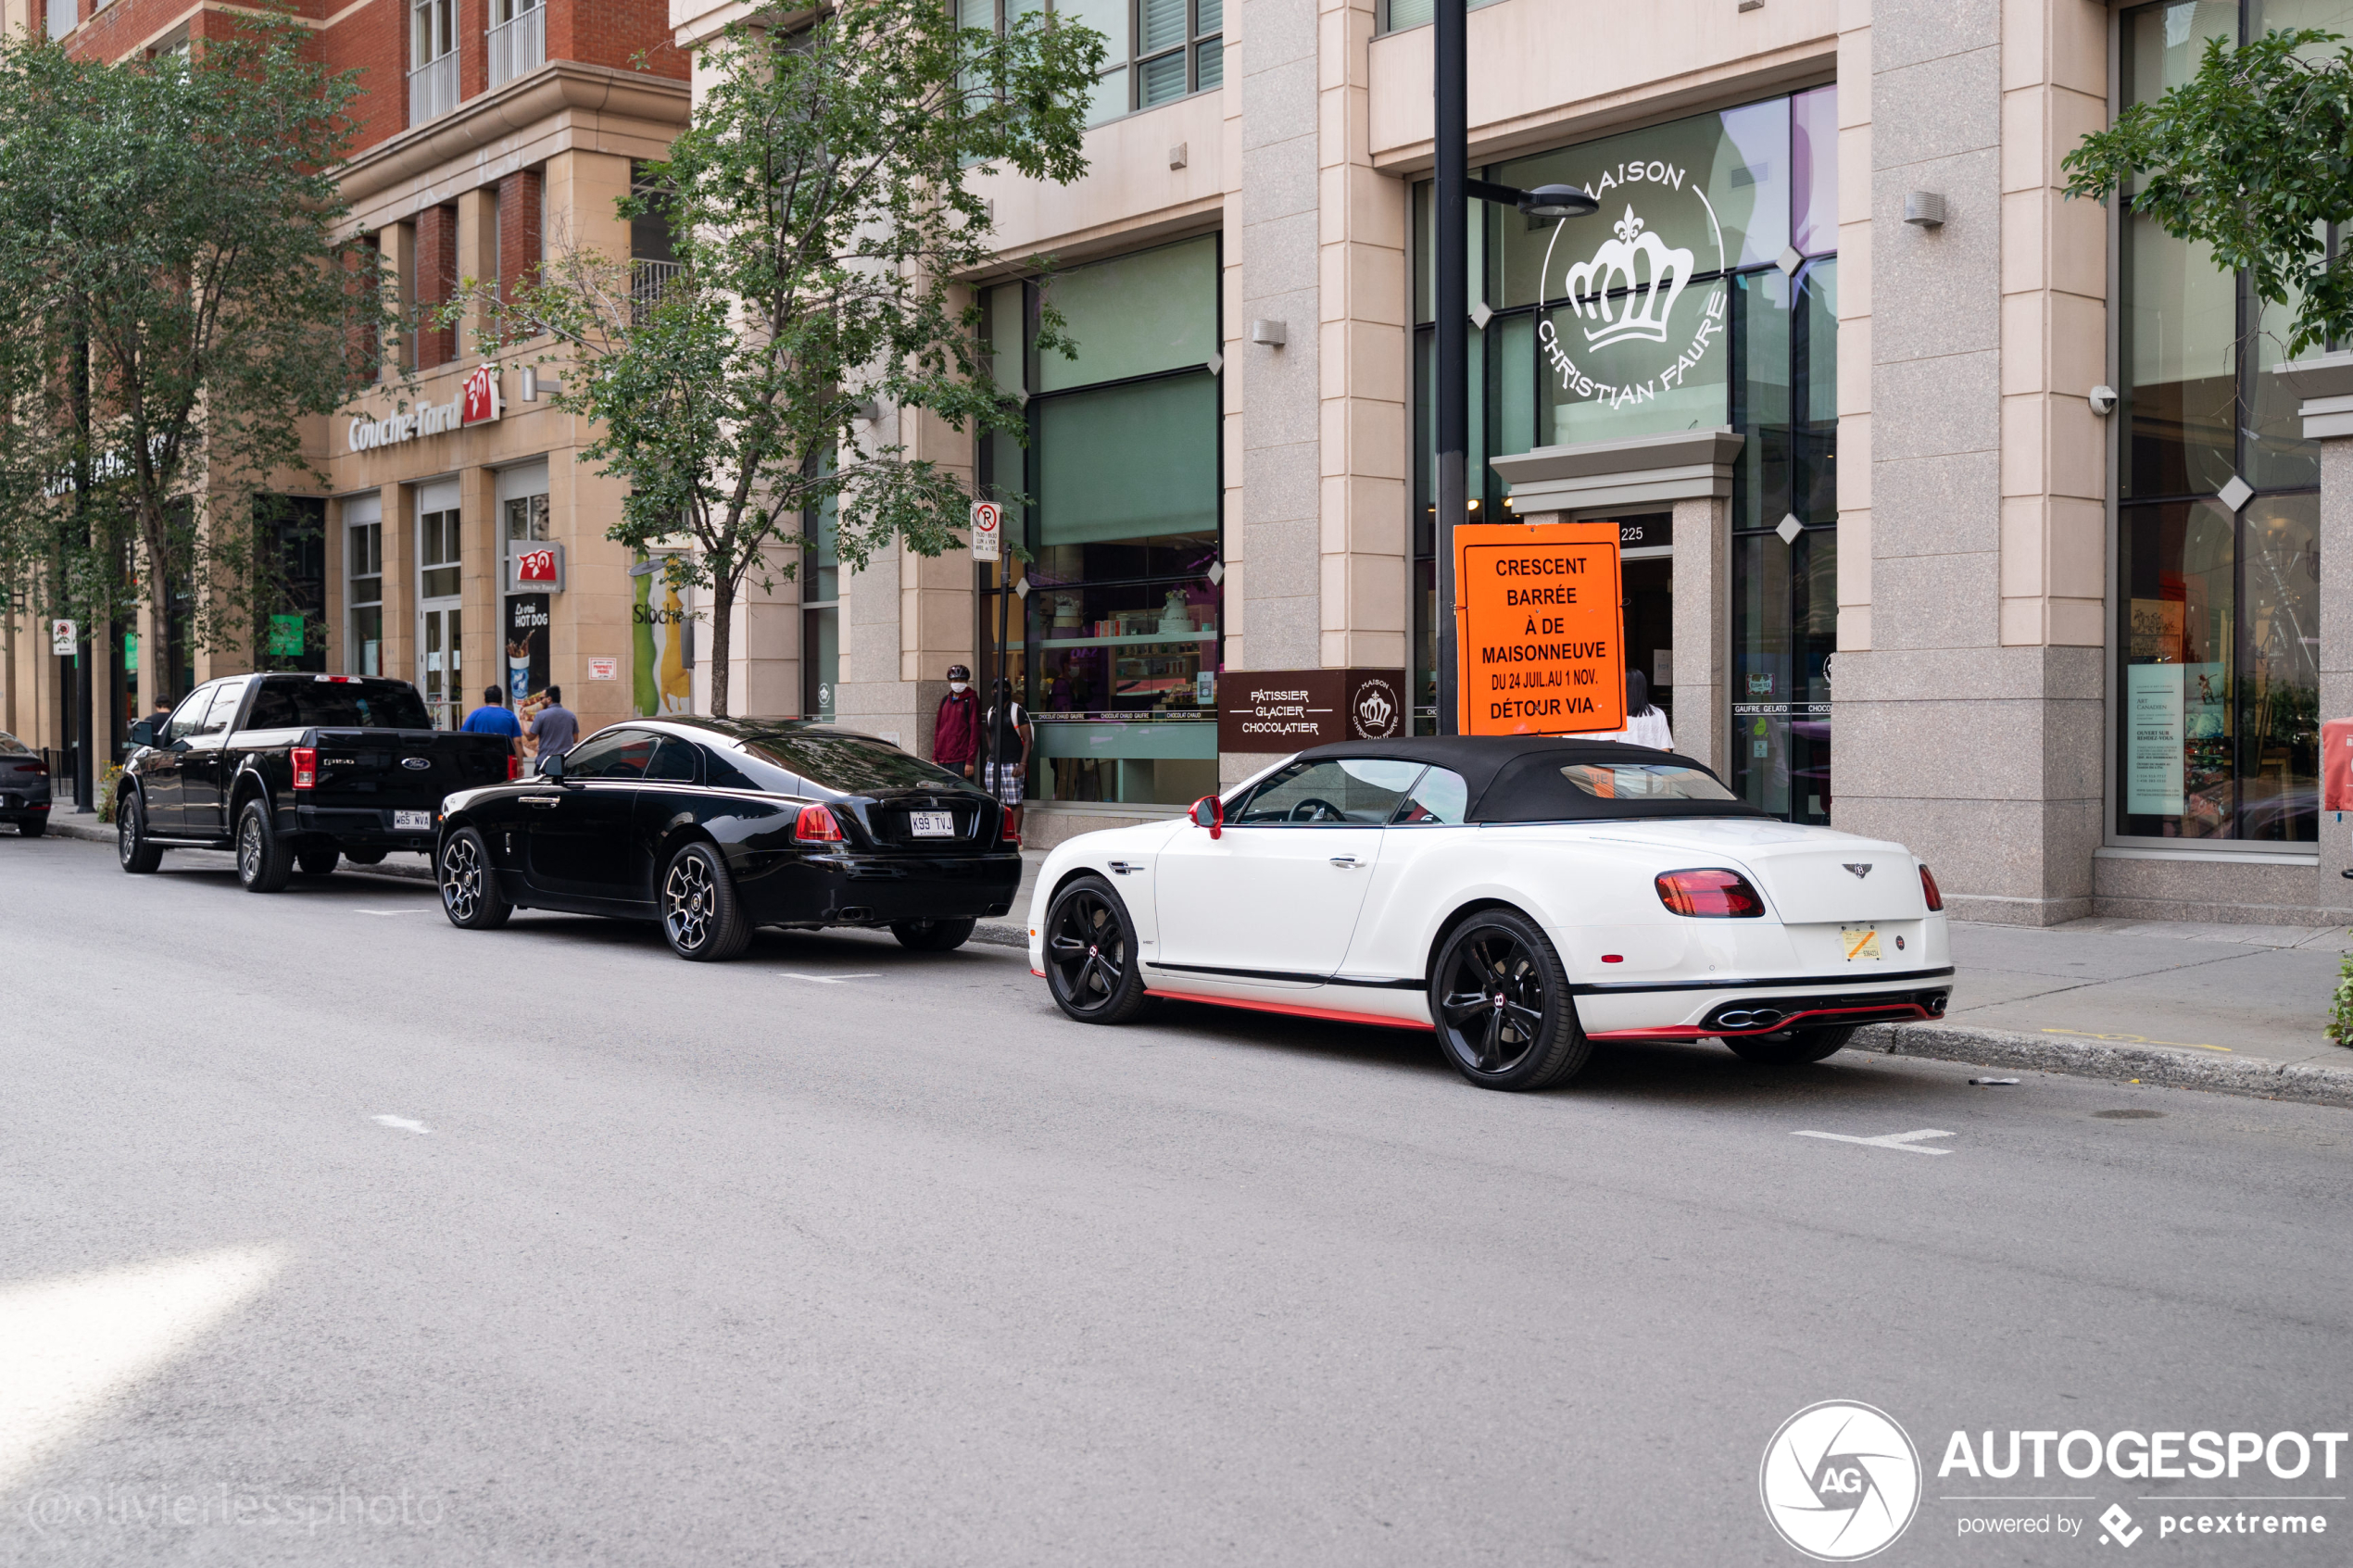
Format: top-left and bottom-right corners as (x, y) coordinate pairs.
(1518, 184), (1599, 220)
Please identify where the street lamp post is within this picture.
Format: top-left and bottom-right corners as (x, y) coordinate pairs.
(1429, 2), (1593, 733)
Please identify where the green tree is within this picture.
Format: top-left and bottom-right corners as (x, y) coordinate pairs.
(2064, 25), (2353, 358)
(482, 0), (1101, 716)
(0, 19), (396, 699)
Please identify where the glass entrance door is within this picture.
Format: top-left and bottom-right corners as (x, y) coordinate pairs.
(417, 497), (462, 728)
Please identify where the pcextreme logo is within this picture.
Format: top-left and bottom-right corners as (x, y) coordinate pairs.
(1760, 1400), (1923, 1562)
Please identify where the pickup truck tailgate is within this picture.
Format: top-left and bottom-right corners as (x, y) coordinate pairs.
(309, 730), (510, 810)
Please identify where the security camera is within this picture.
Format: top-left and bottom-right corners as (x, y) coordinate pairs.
(2088, 384), (2119, 417)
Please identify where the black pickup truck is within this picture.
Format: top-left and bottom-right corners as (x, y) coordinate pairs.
(117, 673), (519, 891)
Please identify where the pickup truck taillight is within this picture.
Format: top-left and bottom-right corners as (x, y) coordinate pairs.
(794, 804), (845, 844)
(506, 756), (522, 781)
(291, 746), (318, 790)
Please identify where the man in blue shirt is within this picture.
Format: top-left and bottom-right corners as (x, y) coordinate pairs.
(461, 685), (524, 756)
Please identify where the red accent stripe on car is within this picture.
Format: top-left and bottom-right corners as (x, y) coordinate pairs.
(1144, 990), (1435, 1032)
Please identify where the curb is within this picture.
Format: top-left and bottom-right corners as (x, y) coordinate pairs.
(1850, 1021), (2353, 1110)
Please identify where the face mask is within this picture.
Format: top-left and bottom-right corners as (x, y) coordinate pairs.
(949, 682), (968, 694)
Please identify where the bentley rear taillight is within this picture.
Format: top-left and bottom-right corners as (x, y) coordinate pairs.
(291, 746), (317, 790)
(795, 804), (846, 843)
(1655, 868), (1766, 919)
(1919, 863), (1944, 911)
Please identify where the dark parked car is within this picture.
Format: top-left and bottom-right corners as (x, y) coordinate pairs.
(118, 673), (519, 890)
(434, 717), (1022, 960)
(0, 732), (51, 836)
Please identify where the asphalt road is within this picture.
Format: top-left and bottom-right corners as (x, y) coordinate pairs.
(5, 833), (2350, 1567)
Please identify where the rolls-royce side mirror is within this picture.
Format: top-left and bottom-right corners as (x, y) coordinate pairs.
(1189, 794), (1223, 840)
(129, 720), (154, 748)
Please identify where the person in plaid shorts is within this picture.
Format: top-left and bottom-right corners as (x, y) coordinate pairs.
(980, 678), (1032, 841)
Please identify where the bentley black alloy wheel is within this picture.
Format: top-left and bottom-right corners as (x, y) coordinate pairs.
(1043, 875), (1149, 1024)
(438, 827), (511, 930)
(1430, 909), (1591, 1092)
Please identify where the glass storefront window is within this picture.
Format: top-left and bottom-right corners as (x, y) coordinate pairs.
(346, 514), (382, 677)
(1412, 87), (1838, 809)
(2114, 3), (2326, 843)
(981, 236), (1221, 805)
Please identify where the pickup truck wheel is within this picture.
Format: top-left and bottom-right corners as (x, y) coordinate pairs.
(660, 842), (749, 961)
(297, 847), (341, 876)
(345, 849), (386, 866)
(438, 828), (511, 930)
(118, 794), (163, 872)
(234, 799), (293, 893)
(891, 917), (975, 952)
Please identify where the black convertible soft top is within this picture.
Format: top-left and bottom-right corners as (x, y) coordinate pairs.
(1284, 735), (1770, 824)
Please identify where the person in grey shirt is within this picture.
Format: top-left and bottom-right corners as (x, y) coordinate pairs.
(529, 685), (579, 771)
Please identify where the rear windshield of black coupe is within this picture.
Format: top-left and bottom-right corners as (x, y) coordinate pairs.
(244, 681), (432, 732)
(740, 733), (968, 793)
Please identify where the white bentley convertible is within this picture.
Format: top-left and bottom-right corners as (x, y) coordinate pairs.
(1026, 736), (1953, 1091)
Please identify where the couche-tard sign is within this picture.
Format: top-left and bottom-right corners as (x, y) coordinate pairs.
(346, 365), (503, 452)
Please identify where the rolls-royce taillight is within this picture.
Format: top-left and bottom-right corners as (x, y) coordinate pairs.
(795, 804), (845, 843)
(1655, 868), (1766, 919)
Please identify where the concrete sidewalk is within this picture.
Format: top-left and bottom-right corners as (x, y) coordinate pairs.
(39, 813), (2353, 1105)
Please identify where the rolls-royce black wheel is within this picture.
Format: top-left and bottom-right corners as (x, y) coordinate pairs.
(1724, 1024), (1856, 1066)
(1043, 875), (1149, 1024)
(438, 828), (511, 930)
(1429, 909), (1591, 1091)
(892, 917), (975, 952)
(19, 816), (47, 838)
(661, 841), (749, 961)
(235, 799), (292, 893)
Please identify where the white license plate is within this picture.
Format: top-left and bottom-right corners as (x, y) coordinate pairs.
(1841, 923), (1882, 961)
(909, 810), (955, 838)
(395, 809), (433, 832)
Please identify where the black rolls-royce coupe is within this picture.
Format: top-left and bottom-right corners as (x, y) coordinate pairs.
(434, 717), (1023, 960)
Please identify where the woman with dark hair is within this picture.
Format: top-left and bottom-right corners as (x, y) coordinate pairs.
(1598, 669), (1675, 751)
(981, 677), (1032, 840)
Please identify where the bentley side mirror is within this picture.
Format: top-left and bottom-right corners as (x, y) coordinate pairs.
(1189, 794), (1223, 840)
(540, 750), (566, 784)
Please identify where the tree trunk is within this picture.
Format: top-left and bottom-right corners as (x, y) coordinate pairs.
(139, 507), (176, 707)
(708, 571), (736, 718)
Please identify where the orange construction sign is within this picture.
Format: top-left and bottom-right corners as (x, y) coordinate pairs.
(1454, 519), (1626, 736)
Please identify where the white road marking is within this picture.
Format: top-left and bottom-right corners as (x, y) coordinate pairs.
(778, 972), (881, 985)
(372, 1115), (432, 1134)
(1793, 1127), (1955, 1155)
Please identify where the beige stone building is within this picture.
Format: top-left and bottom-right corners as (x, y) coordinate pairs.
(15, 0), (2350, 931)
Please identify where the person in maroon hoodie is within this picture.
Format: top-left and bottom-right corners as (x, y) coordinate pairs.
(932, 663), (980, 779)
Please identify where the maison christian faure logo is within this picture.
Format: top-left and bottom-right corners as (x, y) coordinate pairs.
(1351, 677), (1401, 739)
(1759, 1401), (1922, 1561)
(1538, 157), (1728, 417)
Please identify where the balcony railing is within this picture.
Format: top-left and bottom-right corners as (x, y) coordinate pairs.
(630, 259), (686, 326)
(487, 5), (545, 91)
(409, 51), (459, 126)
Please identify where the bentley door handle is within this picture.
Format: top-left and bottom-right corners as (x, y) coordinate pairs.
(1329, 855), (1361, 867)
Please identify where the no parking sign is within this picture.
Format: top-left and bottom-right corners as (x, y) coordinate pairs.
(970, 500), (1002, 563)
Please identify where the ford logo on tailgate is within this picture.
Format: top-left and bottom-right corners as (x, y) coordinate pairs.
(401, 757), (433, 771)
